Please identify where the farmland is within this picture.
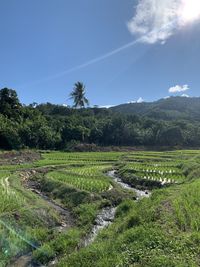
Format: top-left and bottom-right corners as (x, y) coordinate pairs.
(0, 150), (200, 266)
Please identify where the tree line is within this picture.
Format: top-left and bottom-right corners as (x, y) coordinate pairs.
(0, 87), (200, 150)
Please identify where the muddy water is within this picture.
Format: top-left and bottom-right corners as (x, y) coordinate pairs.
(107, 170), (150, 200)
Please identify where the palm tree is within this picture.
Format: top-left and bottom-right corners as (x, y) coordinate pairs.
(69, 82), (89, 108)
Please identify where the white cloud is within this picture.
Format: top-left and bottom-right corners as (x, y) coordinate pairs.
(127, 0), (200, 44)
(127, 98), (144, 104)
(98, 105), (114, 109)
(181, 94), (189, 97)
(127, 100), (136, 104)
(137, 97), (144, 103)
(168, 84), (190, 93)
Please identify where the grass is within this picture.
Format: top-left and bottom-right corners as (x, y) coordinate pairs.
(0, 178), (60, 267)
(58, 182), (200, 267)
(0, 150), (200, 266)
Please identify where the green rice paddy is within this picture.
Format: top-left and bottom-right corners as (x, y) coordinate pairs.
(0, 149), (200, 266)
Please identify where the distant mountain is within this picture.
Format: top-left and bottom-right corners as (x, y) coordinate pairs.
(110, 96), (200, 121)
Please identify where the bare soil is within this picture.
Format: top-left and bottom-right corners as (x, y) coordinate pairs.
(0, 151), (41, 165)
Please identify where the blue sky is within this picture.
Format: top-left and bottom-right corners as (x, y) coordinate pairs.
(0, 0), (200, 106)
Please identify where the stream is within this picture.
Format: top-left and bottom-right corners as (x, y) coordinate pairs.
(8, 170), (150, 267)
(83, 207), (116, 247)
(82, 170), (150, 247)
(107, 170), (150, 200)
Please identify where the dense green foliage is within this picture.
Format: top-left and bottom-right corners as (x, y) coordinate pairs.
(1, 88), (200, 149)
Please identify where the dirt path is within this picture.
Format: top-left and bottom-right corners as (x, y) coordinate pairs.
(7, 254), (40, 267)
(8, 175), (74, 267)
(29, 186), (74, 231)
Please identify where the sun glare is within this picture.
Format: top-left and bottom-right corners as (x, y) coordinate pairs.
(180, 0), (200, 24)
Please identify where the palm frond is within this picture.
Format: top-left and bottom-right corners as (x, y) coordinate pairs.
(69, 81), (89, 108)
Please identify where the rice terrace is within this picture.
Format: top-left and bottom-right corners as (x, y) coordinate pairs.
(1, 0), (200, 266)
(0, 149), (199, 266)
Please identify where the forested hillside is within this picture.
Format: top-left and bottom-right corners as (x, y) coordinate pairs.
(1, 88), (200, 150)
(111, 96), (200, 121)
